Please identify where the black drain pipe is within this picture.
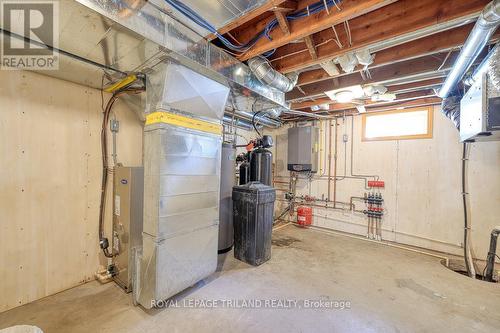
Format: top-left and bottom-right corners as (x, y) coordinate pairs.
(484, 228), (500, 282)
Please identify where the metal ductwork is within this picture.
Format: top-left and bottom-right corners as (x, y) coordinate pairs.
(247, 56), (298, 93)
(223, 115), (259, 131)
(440, 96), (462, 130)
(439, 0), (500, 98)
(0, 0), (291, 120)
(137, 60), (230, 308)
(232, 110), (281, 128)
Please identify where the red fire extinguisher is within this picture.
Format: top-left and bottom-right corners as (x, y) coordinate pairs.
(297, 206), (313, 227)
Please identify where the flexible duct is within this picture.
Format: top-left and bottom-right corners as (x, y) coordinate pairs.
(440, 96), (462, 130)
(248, 56), (298, 92)
(466, 43), (500, 89)
(439, 0), (500, 98)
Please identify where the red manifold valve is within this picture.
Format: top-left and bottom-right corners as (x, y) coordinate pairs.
(297, 206), (313, 227)
(368, 180), (385, 188)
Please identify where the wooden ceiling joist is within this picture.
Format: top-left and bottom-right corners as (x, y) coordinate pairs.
(281, 97), (442, 120)
(207, 0), (292, 40)
(386, 78), (445, 94)
(270, 0), (488, 73)
(236, 0), (398, 61)
(286, 51), (459, 101)
(361, 97), (442, 113)
(296, 24), (476, 87)
(292, 89), (437, 111)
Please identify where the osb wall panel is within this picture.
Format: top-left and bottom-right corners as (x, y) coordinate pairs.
(271, 107), (500, 260)
(0, 71), (143, 312)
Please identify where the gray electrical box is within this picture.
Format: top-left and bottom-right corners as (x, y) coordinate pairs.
(460, 74), (500, 142)
(112, 166), (144, 292)
(287, 126), (320, 172)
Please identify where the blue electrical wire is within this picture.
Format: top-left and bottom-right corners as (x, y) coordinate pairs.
(163, 0), (342, 55)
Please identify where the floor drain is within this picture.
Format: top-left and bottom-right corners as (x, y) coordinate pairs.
(441, 258), (498, 282)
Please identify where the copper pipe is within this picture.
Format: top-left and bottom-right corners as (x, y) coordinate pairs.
(350, 196), (365, 210)
(327, 119), (333, 203)
(332, 119), (338, 209)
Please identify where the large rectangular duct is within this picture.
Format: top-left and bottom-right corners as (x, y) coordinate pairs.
(135, 61), (230, 308)
(0, 1), (288, 126)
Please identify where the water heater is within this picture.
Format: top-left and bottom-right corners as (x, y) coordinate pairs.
(287, 126), (320, 172)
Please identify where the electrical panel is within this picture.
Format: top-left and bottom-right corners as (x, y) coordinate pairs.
(460, 74), (500, 142)
(287, 126), (320, 172)
(112, 166), (144, 292)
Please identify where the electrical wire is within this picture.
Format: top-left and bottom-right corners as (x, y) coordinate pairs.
(163, 0), (342, 55)
(98, 87), (144, 258)
(252, 110), (264, 137)
(462, 142), (475, 278)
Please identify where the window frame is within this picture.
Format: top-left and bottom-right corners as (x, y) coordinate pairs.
(361, 106), (434, 142)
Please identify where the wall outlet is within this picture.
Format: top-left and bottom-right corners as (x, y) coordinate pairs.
(110, 119), (120, 132)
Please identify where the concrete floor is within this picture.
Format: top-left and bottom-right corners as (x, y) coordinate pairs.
(1, 225), (500, 333)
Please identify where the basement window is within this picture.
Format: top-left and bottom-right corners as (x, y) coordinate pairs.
(362, 107), (433, 141)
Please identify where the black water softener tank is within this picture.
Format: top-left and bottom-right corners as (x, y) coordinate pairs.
(249, 135), (273, 186)
(232, 182), (276, 266)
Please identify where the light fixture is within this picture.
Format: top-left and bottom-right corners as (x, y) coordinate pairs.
(325, 85), (364, 103)
(336, 91), (355, 103)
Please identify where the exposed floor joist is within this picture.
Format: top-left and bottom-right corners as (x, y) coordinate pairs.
(282, 97), (442, 120)
(210, 0), (491, 120)
(237, 0), (398, 61)
(291, 79), (443, 109)
(293, 90), (437, 112)
(207, 0), (293, 40)
(286, 51), (459, 101)
(296, 24), (477, 87)
(270, 0), (487, 73)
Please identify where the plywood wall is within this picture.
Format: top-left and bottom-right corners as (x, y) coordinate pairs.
(271, 108), (500, 260)
(0, 71), (143, 312)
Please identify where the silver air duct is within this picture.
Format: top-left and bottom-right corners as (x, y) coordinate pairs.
(439, 0), (500, 98)
(223, 115), (258, 131)
(248, 56), (298, 93)
(235, 110), (281, 128)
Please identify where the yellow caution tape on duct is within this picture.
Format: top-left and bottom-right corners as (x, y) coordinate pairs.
(145, 111), (222, 135)
(104, 74), (138, 93)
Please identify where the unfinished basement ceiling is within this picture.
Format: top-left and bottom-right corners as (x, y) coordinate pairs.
(208, 0), (497, 117)
(155, 0), (269, 34)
